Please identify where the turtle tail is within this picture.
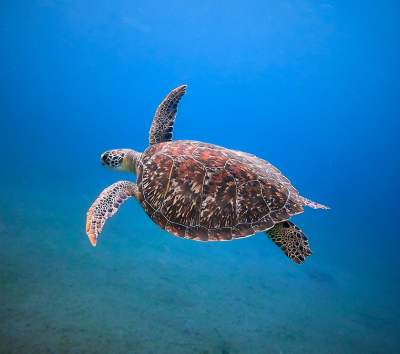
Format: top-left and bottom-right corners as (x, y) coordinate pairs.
(300, 196), (330, 210)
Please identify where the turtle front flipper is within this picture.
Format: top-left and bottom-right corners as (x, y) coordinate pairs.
(264, 221), (312, 264)
(149, 85), (187, 145)
(86, 181), (138, 246)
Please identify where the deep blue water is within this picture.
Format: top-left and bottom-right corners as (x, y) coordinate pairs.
(1, 1), (399, 353)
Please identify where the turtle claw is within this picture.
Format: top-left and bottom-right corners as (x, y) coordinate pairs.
(87, 231), (97, 247)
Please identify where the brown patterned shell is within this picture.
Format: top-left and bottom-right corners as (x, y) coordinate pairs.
(136, 141), (306, 241)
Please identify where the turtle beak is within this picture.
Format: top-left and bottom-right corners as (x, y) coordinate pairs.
(100, 153), (107, 167)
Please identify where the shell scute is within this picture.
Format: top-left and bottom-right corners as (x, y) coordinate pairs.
(237, 180), (270, 223)
(232, 150), (255, 157)
(285, 198), (304, 216)
(186, 226), (209, 241)
(137, 183), (144, 203)
(192, 148), (228, 168)
(279, 175), (291, 185)
(165, 222), (187, 238)
(200, 168), (236, 228)
(142, 154), (173, 210)
(192, 142), (224, 150)
(258, 178), (289, 211)
(209, 228), (232, 241)
(251, 163), (281, 182)
(232, 223), (255, 239)
(161, 156), (205, 226)
(141, 200), (155, 218)
(288, 185), (300, 197)
(137, 166), (144, 203)
(152, 211), (168, 229)
(225, 159), (258, 185)
(251, 160), (281, 175)
(141, 143), (166, 165)
(162, 142), (197, 157)
(270, 208), (291, 222)
(252, 215), (275, 233)
(222, 149), (251, 163)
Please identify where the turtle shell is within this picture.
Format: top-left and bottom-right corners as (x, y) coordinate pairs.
(136, 141), (306, 241)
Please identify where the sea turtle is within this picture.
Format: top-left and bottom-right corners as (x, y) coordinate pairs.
(86, 86), (329, 264)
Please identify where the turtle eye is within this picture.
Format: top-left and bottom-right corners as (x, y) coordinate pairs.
(121, 152), (125, 157)
(102, 154), (109, 162)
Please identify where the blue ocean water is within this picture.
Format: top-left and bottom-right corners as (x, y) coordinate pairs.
(1, 1), (399, 353)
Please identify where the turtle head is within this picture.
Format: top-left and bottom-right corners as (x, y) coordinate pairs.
(100, 149), (140, 175)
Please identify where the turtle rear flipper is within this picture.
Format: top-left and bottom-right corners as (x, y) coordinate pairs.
(86, 181), (138, 246)
(265, 221), (312, 264)
(149, 85), (187, 145)
(300, 196), (330, 210)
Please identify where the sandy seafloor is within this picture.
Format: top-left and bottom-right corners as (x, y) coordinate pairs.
(0, 163), (399, 354)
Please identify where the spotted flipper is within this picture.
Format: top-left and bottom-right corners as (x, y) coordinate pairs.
(149, 85), (187, 145)
(86, 181), (138, 246)
(264, 221), (312, 264)
(300, 196), (330, 210)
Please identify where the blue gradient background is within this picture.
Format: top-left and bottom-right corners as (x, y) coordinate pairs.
(1, 1), (399, 353)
